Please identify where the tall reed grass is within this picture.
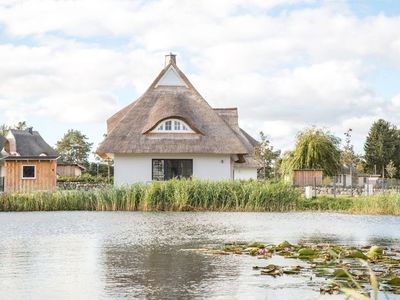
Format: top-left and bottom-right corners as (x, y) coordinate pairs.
(0, 179), (300, 212)
(296, 192), (400, 215)
(1, 180), (400, 214)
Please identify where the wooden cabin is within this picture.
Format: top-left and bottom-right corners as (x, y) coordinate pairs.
(291, 169), (323, 187)
(57, 161), (86, 177)
(0, 128), (58, 193)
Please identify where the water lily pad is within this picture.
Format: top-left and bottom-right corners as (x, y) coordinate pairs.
(333, 268), (349, 278)
(247, 242), (266, 249)
(388, 277), (400, 286)
(346, 250), (368, 259)
(276, 240), (292, 249)
(298, 248), (316, 258)
(282, 265), (302, 274)
(367, 246), (384, 260)
(244, 247), (259, 256)
(260, 264), (283, 277)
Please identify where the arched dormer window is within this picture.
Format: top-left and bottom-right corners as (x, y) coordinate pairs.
(152, 119), (194, 133)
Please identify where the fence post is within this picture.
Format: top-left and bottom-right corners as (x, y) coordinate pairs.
(314, 177), (317, 198)
(333, 175), (336, 198)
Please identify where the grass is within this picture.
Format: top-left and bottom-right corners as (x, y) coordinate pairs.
(0, 179), (400, 214)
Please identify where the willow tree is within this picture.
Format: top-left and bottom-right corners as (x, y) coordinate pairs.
(282, 127), (341, 176)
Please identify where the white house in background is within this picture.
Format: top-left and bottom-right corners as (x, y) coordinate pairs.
(97, 54), (260, 184)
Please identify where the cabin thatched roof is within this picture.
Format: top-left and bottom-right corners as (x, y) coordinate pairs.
(97, 56), (249, 156)
(0, 129), (58, 160)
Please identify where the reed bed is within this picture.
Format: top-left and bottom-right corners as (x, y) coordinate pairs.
(0, 180), (300, 212)
(1, 180), (400, 215)
(296, 192), (400, 215)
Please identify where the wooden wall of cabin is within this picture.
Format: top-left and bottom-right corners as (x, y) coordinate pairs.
(4, 160), (57, 192)
(293, 170), (323, 187)
(57, 165), (82, 177)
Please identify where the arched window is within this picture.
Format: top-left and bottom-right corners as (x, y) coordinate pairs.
(152, 119), (194, 133)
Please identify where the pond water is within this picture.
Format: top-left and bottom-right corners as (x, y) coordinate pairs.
(0, 212), (399, 299)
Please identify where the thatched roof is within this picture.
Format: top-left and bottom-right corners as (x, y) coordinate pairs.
(214, 108), (261, 168)
(0, 128), (58, 160)
(97, 55), (249, 156)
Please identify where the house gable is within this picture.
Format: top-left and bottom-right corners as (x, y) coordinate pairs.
(155, 66), (188, 88)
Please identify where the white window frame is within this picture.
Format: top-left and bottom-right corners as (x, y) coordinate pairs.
(152, 118), (194, 133)
(21, 165), (36, 180)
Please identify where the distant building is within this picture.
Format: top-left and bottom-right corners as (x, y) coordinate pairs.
(287, 169), (323, 187)
(357, 174), (381, 187)
(97, 54), (260, 184)
(57, 161), (86, 177)
(0, 128), (58, 192)
(335, 166), (355, 187)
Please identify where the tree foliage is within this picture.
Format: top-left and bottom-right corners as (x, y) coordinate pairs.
(15, 121), (27, 130)
(56, 130), (93, 164)
(281, 127), (341, 176)
(386, 160), (397, 179)
(364, 119), (400, 178)
(0, 124), (10, 136)
(341, 128), (358, 167)
(0, 121), (28, 136)
(254, 131), (280, 178)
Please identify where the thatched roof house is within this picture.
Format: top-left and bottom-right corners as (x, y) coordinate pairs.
(97, 54), (259, 184)
(0, 128), (58, 192)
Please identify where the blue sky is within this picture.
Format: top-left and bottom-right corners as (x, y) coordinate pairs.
(0, 0), (399, 159)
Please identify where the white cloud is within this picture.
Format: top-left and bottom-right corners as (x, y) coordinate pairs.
(0, 0), (399, 152)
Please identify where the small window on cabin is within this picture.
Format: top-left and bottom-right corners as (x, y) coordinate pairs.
(174, 121), (181, 130)
(152, 118), (194, 133)
(22, 166), (36, 179)
(165, 121), (172, 131)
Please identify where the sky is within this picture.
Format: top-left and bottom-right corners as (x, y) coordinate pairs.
(0, 0), (400, 159)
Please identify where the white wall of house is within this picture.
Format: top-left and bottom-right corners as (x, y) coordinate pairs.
(114, 153), (232, 185)
(234, 167), (257, 180)
(0, 165), (4, 177)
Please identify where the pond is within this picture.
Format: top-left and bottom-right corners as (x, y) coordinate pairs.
(0, 212), (399, 299)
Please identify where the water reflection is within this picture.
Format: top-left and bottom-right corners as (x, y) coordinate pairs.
(103, 245), (229, 299)
(0, 212), (399, 299)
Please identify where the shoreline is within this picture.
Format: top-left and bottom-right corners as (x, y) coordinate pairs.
(1, 180), (399, 215)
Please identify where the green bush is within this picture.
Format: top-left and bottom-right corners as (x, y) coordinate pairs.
(57, 173), (113, 184)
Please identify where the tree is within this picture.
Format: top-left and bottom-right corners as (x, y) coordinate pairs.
(364, 119), (399, 178)
(281, 127), (341, 176)
(254, 131), (280, 178)
(15, 121), (27, 130)
(386, 160), (397, 179)
(0, 124), (10, 136)
(341, 129), (357, 168)
(0, 121), (28, 136)
(56, 130), (93, 164)
(356, 160), (366, 174)
(280, 151), (295, 177)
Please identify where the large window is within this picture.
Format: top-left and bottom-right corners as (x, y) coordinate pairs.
(22, 165), (36, 179)
(152, 159), (193, 180)
(153, 119), (193, 133)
